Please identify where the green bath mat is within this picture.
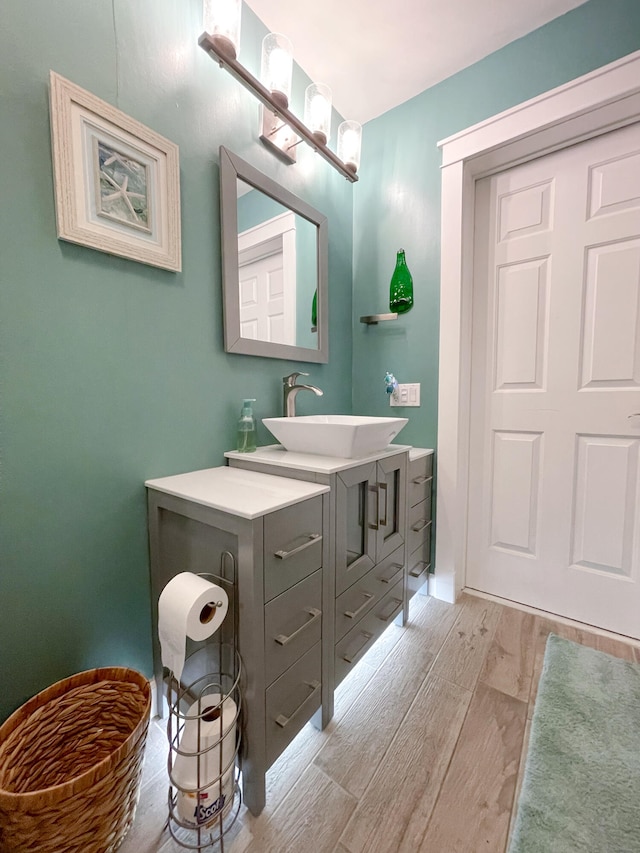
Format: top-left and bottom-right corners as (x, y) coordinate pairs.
(508, 633), (640, 853)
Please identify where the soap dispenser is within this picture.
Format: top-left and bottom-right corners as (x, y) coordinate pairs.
(236, 399), (257, 453)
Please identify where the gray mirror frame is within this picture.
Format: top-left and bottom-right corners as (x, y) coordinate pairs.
(219, 146), (329, 363)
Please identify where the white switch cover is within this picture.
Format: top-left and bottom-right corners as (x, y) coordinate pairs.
(390, 383), (420, 407)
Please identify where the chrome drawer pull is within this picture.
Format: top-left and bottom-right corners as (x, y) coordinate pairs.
(409, 560), (429, 578)
(379, 482), (388, 526)
(275, 679), (321, 728)
(275, 533), (322, 560)
(377, 597), (403, 623)
(343, 631), (373, 663)
(378, 562), (403, 583)
(412, 474), (430, 484)
(275, 608), (322, 646)
(368, 484), (380, 530)
(344, 592), (374, 619)
(411, 518), (430, 533)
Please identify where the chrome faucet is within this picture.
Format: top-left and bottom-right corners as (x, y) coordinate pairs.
(283, 372), (323, 417)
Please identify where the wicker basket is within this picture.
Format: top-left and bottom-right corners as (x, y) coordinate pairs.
(0, 667), (151, 853)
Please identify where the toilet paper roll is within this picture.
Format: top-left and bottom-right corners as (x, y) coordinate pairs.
(172, 693), (238, 827)
(158, 572), (228, 680)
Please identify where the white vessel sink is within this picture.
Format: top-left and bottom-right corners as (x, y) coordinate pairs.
(262, 415), (408, 458)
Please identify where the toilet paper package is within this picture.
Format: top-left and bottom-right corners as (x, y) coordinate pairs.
(172, 693), (238, 827)
(158, 572), (228, 681)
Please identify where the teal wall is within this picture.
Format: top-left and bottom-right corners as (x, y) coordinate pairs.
(0, 0), (353, 721)
(352, 0), (640, 452)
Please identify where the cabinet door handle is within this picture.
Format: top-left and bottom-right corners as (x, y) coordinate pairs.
(274, 608), (322, 645)
(342, 631), (373, 663)
(409, 560), (429, 578)
(368, 485), (380, 530)
(379, 482), (388, 526)
(377, 597), (403, 623)
(275, 533), (322, 560)
(344, 592), (374, 619)
(412, 474), (430, 484)
(378, 562), (403, 583)
(275, 680), (321, 728)
(411, 518), (430, 533)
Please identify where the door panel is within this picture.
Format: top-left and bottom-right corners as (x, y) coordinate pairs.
(580, 241), (640, 387)
(468, 122), (640, 639)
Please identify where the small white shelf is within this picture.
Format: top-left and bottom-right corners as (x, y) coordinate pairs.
(360, 313), (398, 325)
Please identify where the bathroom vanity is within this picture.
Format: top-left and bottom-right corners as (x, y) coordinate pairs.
(146, 445), (434, 817)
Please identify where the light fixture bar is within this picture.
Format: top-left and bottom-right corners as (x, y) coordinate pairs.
(198, 32), (358, 182)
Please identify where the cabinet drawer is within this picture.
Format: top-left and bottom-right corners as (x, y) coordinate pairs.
(265, 642), (321, 766)
(264, 496), (323, 602)
(408, 495), (432, 555)
(407, 528), (432, 598)
(334, 579), (404, 687)
(409, 456), (433, 508)
(264, 570), (322, 685)
(334, 546), (404, 642)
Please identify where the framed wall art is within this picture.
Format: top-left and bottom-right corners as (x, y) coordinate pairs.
(49, 71), (181, 271)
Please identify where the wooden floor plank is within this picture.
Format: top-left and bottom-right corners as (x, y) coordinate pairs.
(406, 593), (464, 650)
(313, 634), (435, 799)
(338, 676), (472, 853)
(418, 682), (527, 853)
(241, 764), (357, 853)
(429, 594), (502, 691)
(507, 715), (531, 848)
(479, 606), (537, 702)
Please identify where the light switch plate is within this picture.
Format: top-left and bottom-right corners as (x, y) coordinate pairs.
(390, 383), (420, 407)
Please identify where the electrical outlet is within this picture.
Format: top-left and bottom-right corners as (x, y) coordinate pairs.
(390, 383), (420, 407)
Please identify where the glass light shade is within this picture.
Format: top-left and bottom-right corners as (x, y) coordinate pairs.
(337, 121), (362, 173)
(203, 0), (242, 59)
(260, 33), (293, 110)
(304, 83), (332, 146)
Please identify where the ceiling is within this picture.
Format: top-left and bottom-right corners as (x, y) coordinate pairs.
(244, 0), (589, 125)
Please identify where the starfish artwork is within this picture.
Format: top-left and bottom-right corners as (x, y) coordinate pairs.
(96, 141), (151, 232)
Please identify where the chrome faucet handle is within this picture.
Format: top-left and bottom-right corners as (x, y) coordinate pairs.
(283, 371), (309, 386)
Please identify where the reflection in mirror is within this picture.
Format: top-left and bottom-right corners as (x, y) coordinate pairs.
(220, 146), (328, 363)
(237, 180), (319, 350)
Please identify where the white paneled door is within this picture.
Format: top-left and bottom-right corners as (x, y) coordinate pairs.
(467, 122), (640, 639)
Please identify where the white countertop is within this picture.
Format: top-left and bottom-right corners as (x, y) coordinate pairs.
(225, 443), (413, 474)
(409, 447), (435, 462)
(145, 466), (329, 519)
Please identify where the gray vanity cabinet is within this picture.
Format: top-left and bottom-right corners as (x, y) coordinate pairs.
(226, 446), (409, 706)
(406, 449), (434, 607)
(145, 467), (330, 817)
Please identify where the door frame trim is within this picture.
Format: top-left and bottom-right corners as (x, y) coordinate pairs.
(434, 49), (640, 603)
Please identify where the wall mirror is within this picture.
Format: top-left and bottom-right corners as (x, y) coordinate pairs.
(219, 146), (329, 362)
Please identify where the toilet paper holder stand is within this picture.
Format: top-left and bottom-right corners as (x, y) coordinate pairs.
(164, 557), (242, 850)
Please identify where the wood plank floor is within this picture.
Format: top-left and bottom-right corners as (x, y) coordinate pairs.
(119, 592), (640, 853)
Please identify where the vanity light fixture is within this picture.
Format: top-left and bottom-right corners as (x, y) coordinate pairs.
(304, 83), (332, 146)
(337, 120), (362, 175)
(202, 0), (242, 59)
(259, 33), (299, 164)
(198, 2), (360, 182)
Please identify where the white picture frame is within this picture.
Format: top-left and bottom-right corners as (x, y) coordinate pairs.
(49, 71), (181, 272)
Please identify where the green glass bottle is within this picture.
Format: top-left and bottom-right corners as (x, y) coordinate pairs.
(311, 289), (317, 330)
(389, 249), (414, 314)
